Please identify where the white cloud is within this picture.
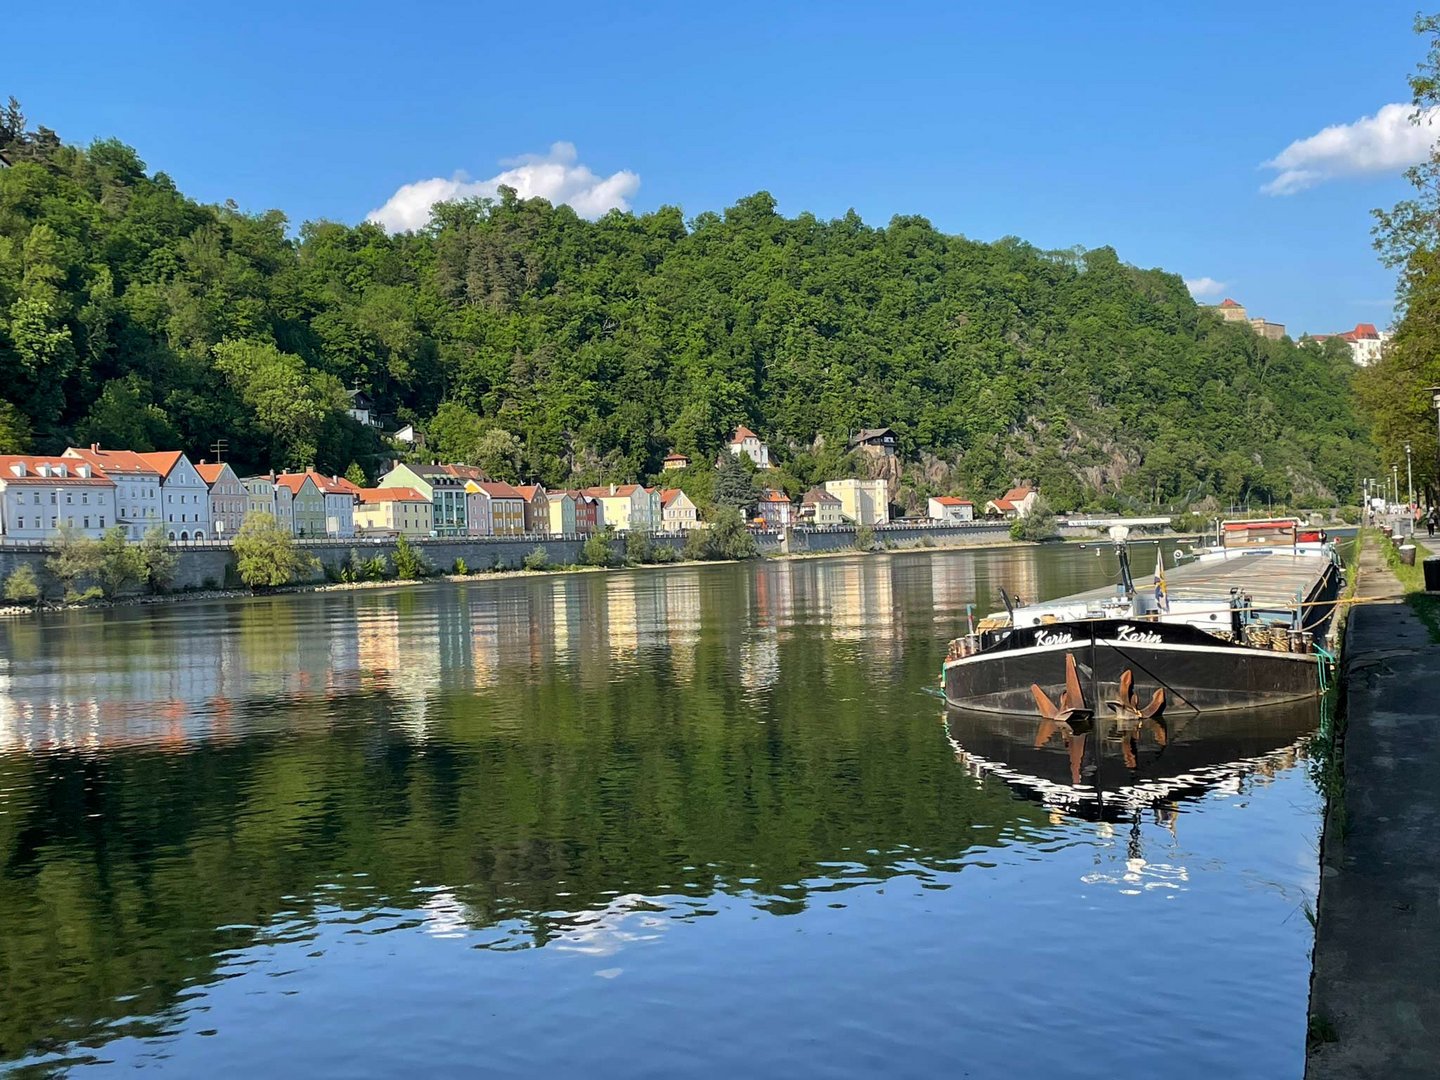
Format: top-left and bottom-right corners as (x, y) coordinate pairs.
(1260, 103), (1440, 195)
(1184, 276), (1227, 299)
(367, 142), (640, 231)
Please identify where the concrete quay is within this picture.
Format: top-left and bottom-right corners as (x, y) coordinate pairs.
(1306, 539), (1440, 1078)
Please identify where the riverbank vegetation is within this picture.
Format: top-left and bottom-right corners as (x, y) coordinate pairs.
(1359, 16), (1440, 505)
(0, 100), (1370, 514)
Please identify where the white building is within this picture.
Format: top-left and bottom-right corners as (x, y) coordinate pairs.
(0, 456), (118, 539)
(321, 475), (359, 538)
(63, 446), (162, 539)
(196, 462), (247, 540)
(659, 488), (700, 531)
(1339, 323), (1391, 366)
(824, 478), (890, 526)
(136, 452), (212, 540)
(728, 425), (771, 469)
(927, 496), (975, 523)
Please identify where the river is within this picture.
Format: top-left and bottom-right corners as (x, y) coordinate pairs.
(0, 544), (1323, 1078)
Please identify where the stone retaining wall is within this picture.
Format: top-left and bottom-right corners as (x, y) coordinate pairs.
(0, 533), (690, 596)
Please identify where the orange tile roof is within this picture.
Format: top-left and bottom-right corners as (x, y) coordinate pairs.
(64, 447), (161, 476)
(760, 489), (791, 503)
(659, 487), (690, 507)
(359, 487), (427, 503)
(275, 470), (357, 496)
(998, 486), (1034, 503)
(730, 425), (759, 444)
(194, 462), (234, 485)
(135, 450), (186, 479)
(933, 496), (973, 506)
(1219, 298), (1242, 308)
(474, 481), (523, 499)
(515, 484), (545, 500)
(0, 456), (115, 485)
(663, 452), (690, 461)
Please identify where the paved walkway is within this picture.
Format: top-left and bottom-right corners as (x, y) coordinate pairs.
(1307, 538), (1440, 1078)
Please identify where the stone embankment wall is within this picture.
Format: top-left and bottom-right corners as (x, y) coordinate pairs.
(0, 521), (1125, 597)
(0, 534), (688, 595)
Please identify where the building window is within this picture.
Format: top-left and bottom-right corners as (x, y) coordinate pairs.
(65, 493), (72, 504)
(100, 516), (105, 527)
(83, 516), (90, 528)
(82, 493), (89, 505)
(31, 492), (38, 504)
(16, 516), (22, 529)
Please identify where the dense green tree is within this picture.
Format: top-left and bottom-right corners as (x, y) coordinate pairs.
(3, 564), (40, 607)
(232, 513), (317, 587)
(137, 525), (178, 592)
(0, 103), (1371, 506)
(44, 525), (101, 599)
(95, 526), (143, 598)
(713, 452), (759, 515)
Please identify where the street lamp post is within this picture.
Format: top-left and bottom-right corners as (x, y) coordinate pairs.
(1393, 465), (1400, 512)
(1407, 441), (1415, 511)
(1429, 387), (1440, 509)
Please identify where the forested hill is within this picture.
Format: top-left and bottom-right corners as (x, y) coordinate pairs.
(0, 104), (1370, 510)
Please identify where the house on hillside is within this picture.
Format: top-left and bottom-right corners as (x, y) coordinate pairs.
(137, 451), (212, 540)
(0, 457), (118, 539)
(824, 478), (889, 526)
(660, 488), (699, 531)
(346, 388), (380, 428)
(984, 486), (1038, 519)
(662, 452), (690, 471)
(849, 427), (897, 456)
(799, 486), (843, 526)
(727, 426), (771, 469)
(196, 461), (247, 540)
(356, 487), (432, 537)
(63, 446), (162, 540)
(927, 496), (974, 523)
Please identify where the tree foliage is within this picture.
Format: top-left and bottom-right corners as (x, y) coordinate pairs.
(3, 563), (40, 606)
(1363, 14), (1440, 504)
(232, 513), (316, 588)
(1009, 497), (1059, 541)
(0, 104), (1370, 506)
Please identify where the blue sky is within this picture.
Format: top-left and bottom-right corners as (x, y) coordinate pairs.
(10, 0), (1431, 334)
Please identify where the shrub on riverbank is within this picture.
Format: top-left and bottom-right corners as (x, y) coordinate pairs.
(3, 565), (40, 608)
(523, 546), (550, 571)
(1010, 497), (1059, 541)
(393, 536), (430, 579)
(583, 528), (617, 567)
(234, 513), (320, 588)
(683, 509), (758, 561)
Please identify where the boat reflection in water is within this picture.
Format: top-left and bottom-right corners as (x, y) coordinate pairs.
(942, 698), (1320, 821)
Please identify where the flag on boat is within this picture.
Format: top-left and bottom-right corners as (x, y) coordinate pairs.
(1154, 550), (1169, 613)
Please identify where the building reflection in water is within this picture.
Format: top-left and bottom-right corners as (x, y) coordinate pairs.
(0, 552), (1075, 754)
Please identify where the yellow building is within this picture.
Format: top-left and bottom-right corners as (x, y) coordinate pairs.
(356, 487), (433, 537)
(823, 478), (889, 526)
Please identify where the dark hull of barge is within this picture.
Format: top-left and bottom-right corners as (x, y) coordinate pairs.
(943, 552), (1341, 715)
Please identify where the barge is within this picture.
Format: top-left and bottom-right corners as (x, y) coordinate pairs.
(942, 520), (1343, 717)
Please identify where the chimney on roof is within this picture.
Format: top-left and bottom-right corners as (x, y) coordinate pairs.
(91, 443), (100, 452)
